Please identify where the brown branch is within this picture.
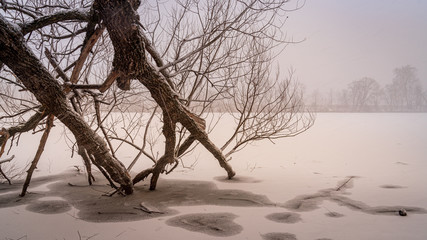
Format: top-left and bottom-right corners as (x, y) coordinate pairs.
(63, 61), (76, 72)
(69, 25), (105, 86)
(21, 9), (90, 35)
(336, 176), (355, 191)
(176, 135), (196, 157)
(165, 159), (179, 175)
(0, 128), (10, 158)
(0, 110), (47, 148)
(64, 83), (102, 90)
(78, 146), (95, 185)
(21, 8), (90, 35)
(140, 32), (175, 90)
(91, 94), (116, 159)
(1, 15), (133, 194)
(41, 27), (87, 40)
(44, 48), (70, 82)
(158, 1), (257, 72)
(20, 114), (54, 197)
(148, 113), (177, 190)
(0, 105), (41, 121)
(98, 70), (122, 93)
(127, 106), (158, 171)
(0, 155), (15, 185)
(0, 167), (11, 184)
(89, 154), (118, 189)
(0, 154), (14, 165)
(134, 206), (164, 214)
(132, 167), (153, 185)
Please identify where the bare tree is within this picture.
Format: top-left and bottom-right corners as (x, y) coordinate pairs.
(221, 65), (313, 158)
(308, 89), (324, 112)
(0, 0), (313, 195)
(347, 77), (381, 112)
(385, 65), (422, 111)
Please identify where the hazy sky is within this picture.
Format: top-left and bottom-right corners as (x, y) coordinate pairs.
(278, 0), (427, 93)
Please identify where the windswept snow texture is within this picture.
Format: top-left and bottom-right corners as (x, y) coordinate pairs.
(0, 113), (427, 240)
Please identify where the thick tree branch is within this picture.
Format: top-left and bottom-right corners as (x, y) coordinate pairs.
(20, 8), (90, 35)
(0, 154), (14, 165)
(69, 25), (105, 86)
(0, 110), (47, 148)
(0, 14), (134, 194)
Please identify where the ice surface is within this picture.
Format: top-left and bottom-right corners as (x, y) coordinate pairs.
(1, 113), (426, 239)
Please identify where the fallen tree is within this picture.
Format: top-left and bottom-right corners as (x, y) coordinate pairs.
(0, 0), (313, 195)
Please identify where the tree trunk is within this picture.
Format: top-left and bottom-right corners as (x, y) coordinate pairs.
(94, 0), (235, 189)
(149, 114), (176, 190)
(95, 0), (147, 90)
(0, 15), (134, 194)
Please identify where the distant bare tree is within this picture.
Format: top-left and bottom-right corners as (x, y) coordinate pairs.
(385, 65), (423, 111)
(0, 0), (313, 195)
(308, 89), (323, 112)
(348, 77), (381, 111)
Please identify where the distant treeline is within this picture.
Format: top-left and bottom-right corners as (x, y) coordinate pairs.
(306, 65), (427, 112)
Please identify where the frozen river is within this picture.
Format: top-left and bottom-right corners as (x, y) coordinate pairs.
(1, 113), (426, 239)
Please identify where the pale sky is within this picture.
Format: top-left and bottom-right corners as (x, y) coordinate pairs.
(278, 0), (427, 93)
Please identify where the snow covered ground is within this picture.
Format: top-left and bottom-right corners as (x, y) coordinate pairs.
(1, 113), (426, 239)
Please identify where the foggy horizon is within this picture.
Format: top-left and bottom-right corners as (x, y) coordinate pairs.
(278, 0), (427, 93)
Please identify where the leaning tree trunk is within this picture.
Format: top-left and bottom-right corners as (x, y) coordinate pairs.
(95, 0), (235, 190)
(0, 15), (134, 194)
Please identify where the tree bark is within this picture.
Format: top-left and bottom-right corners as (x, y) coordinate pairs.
(139, 71), (236, 181)
(149, 114), (176, 190)
(95, 0), (146, 90)
(0, 15), (134, 194)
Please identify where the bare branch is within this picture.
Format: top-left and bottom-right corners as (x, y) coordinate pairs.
(20, 114), (54, 197)
(69, 25), (105, 86)
(20, 8), (90, 35)
(0, 154), (14, 164)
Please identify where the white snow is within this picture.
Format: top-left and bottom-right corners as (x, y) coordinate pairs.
(1, 113), (426, 239)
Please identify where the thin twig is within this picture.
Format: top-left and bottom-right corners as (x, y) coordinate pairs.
(134, 206), (164, 214)
(336, 176), (355, 191)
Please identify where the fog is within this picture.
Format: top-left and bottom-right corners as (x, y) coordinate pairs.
(279, 0), (427, 93)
